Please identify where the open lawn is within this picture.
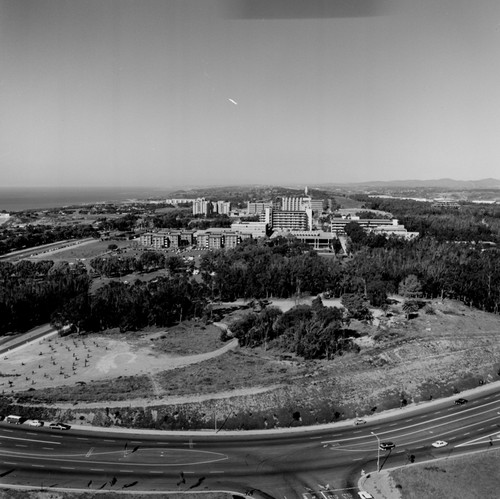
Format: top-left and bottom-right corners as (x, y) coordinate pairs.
(27, 239), (134, 264)
(389, 448), (500, 499)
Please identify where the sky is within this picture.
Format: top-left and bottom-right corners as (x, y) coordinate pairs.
(1, 0), (500, 188)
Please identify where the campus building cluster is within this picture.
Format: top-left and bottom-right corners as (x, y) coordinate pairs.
(139, 190), (418, 251)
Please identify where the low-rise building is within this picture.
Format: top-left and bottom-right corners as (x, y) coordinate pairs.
(139, 230), (196, 249)
(230, 221), (269, 238)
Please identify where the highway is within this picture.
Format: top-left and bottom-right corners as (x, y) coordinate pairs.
(1, 385), (500, 498)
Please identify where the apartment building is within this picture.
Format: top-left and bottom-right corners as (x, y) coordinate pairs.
(192, 198), (214, 216)
(139, 230), (195, 249)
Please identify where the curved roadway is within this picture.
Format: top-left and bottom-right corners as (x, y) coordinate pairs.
(1, 384), (500, 498)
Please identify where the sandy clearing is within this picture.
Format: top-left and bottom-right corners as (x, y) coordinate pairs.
(0, 332), (238, 393)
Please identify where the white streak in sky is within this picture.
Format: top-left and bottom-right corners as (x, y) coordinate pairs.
(228, 98), (238, 105)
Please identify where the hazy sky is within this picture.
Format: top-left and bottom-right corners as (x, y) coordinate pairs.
(1, 0), (500, 188)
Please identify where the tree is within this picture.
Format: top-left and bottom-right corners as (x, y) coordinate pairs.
(341, 293), (373, 322)
(366, 280), (388, 308)
(398, 274), (422, 298)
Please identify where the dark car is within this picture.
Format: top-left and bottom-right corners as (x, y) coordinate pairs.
(49, 422), (71, 430)
(379, 441), (396, 451)
(454, 398), (468, 405)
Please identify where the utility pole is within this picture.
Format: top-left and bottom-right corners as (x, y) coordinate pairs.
(371, 431), (381, 472)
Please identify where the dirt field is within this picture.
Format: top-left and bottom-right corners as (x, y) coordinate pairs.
(0, 323), (235, 395)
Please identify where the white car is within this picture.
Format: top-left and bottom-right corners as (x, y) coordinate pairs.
(431, 440), (448, 448)
(354, 419), (367, 426)
(26, 419), (44, 427)
(358, 491), (374, 499)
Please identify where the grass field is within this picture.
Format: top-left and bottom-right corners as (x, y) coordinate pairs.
(389, 448), (500, 499)
(28, 239), (135, 264)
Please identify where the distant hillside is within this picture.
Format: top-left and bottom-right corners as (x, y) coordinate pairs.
(327, 178), (500, 190)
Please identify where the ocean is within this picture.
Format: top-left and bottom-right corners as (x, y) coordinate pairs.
(0, 187), (169, 212)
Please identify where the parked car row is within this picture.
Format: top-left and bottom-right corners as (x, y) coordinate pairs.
(0, 415), (70, 430)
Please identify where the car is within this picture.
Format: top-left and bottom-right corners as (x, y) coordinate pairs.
(454, 398), (468, 405)
(26, 419), (44, 427)
(379, 441), (396, 451)
(49, 422), (71, 430)
(354, 419), (367, 426)
(358, 492), (374, 499)
(432, 440), (448, 448)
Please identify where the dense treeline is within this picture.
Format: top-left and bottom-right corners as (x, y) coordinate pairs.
(89, 251), (190, 277)
(52, 276), (208, 333)
(0, 260), (90, 334)
(357, 196), (500, 243)
(345, 238), (500, 312)
(199, 237), (341, 300)
(199, 235), (500, 314)
(0, 224), (99, 256)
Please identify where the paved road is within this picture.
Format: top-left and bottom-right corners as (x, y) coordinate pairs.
(1, 386), (500, 498)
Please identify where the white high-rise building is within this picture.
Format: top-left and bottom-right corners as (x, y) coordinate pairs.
(192, 198), (213, 216)
(216, 201), (231, 215)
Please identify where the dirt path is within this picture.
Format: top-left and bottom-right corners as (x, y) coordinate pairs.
(18, 384), (283, 410)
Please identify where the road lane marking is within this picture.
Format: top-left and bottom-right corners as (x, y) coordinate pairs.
(321, 402), (500, 444)
(86, 447), (94, 458)
(31, 464), (45, 468)
(328, 415), (500, 451)
(90, 468), (104, 471)
(119, 470), (133, 472)
(464, 433), (470, 435)
(61, 467), (75, 470)
(0, 436), (61, 445)
(389, 423), (397, 426)
(130, 441), (142, 444)
(42, 447), (54, 450)
(103, 439), (116, 443)
(209, 471), (224, 473)
(76, 437), (89, 441)
(15, 445), (27, 448)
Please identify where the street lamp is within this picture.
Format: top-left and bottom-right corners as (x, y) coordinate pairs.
(371, 431), (380, 472)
